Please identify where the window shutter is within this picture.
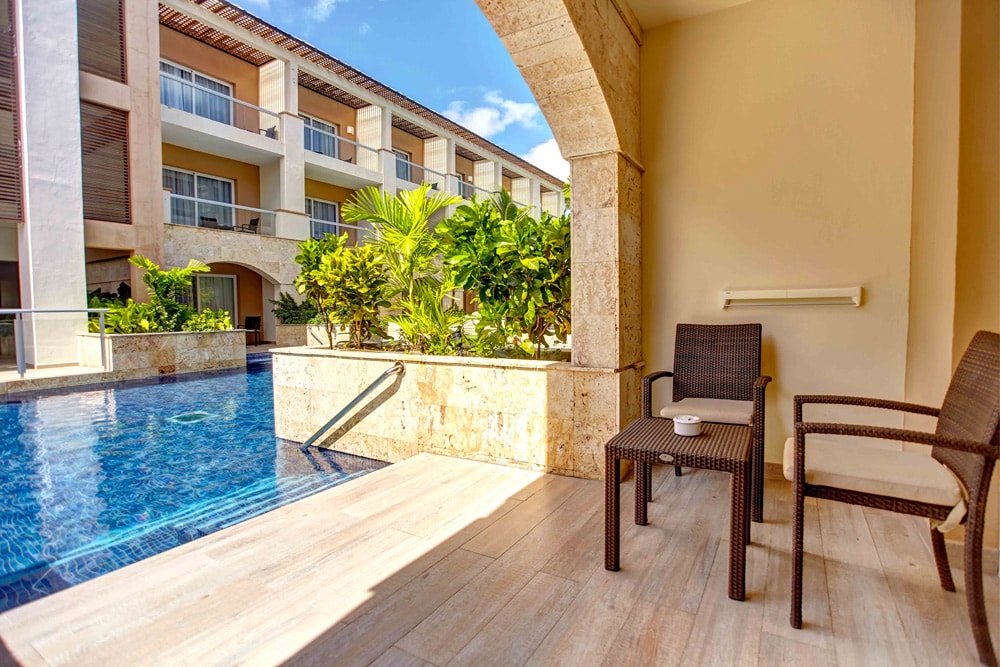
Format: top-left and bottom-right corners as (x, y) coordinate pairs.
(80, 102), (130, 224)
(78, 0), (126, 83)
(0, 0), (22, 224)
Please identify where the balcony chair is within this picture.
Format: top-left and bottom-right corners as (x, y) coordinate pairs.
(242, 315), (262, 346)
(787, 330), (999, 666)
(641, 323), (771, 522)
(199, 216), (218, 229)
(239, 217), (259, 234)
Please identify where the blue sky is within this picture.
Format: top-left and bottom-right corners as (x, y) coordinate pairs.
(236, 0), (569, 180)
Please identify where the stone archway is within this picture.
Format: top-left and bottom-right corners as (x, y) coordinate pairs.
(476, 0), (644, 476)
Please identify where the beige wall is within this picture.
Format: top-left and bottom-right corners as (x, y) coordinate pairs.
(305, 179), (360, 244)
(208, 261), (263, 325)
(159, 25), (259, 107)
(502, 175), (513, 193)
(391, 127), (424, 167)
(299, 87), (359, 163)
(162, 144), (261, 209)
(641, 1), (916, 459)
(456, 155), (475, 182)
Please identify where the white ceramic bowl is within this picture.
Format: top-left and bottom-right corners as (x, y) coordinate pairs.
(673, 414), (703, 436)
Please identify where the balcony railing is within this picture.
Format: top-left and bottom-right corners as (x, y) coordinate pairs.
(458, 181), (495, 200)
(302, 122), (379, 168)
(166, 193), (276, 236)
(310, 218), (371, 241)
(160, 72), (280, 139)
(395, 156), (445, 190)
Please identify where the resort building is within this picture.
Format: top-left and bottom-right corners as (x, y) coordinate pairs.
(0, 0), (565, 365)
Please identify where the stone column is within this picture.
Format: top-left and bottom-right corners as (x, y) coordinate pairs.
(473, 160), (502, 194)
(423, 136), (452, 192)
(17, 0), (88, 367)
(567, 152), (643, 477)
(260, 60), (306, 241)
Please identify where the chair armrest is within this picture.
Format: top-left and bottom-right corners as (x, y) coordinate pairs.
(754, 375), (772, 390)
(793, 394), (940, 423)
(794, 421), (997, 459)
(642, 370), (673, 418)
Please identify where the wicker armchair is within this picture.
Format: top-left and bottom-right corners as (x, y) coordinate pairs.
(642, 323), (772, 522)
(788, 330), (1000, 666)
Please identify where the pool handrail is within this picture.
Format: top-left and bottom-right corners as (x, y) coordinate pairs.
(302, 361), (405, 449)
(0, 308), (110, 378)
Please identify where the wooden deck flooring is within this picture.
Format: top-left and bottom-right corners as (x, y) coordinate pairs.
(0, 453), (996, 666)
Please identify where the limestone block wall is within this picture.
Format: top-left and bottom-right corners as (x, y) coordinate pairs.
(272, 347), (628, 479)
(78, 330), (246, 380)
(275, 324), (308, 348)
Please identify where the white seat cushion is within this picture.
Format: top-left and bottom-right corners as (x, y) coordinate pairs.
(660, 398), (753, 425)
(782, 437), (963, 508)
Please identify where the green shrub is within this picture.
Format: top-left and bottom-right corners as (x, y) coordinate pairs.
(88, 255), (233, 334)
(182, 309), (233, 332)
(436, 191), (571, 359)
(312, 241), (390, 348)
(269, 292), (318, 325)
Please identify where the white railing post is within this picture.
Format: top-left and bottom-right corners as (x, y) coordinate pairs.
(14, 312), (24, 378)
(99, 312), (107, 371)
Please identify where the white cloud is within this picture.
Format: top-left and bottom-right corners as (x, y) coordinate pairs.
(358, 21), (372, 35)
(307, 0), (348, 22)
(443, 91), (540, 138)
(522, 139), (569, 181)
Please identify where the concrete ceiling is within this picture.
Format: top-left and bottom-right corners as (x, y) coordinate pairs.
(624, 0), (752, 29)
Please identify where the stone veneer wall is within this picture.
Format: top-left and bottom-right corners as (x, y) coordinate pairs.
(78, 330), (246, 380)
(272, 347), (628, 479)
(275, 324), (308, 347)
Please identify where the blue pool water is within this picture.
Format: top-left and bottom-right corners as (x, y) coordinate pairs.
(0, 356), (387, 612)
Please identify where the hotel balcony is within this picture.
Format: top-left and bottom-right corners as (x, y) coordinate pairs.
(302, 123), (382, 190)
(159, 72), (283, 166)
(165, 193), (277, 237)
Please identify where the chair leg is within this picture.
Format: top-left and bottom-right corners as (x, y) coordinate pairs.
(962, 506), (997, 667)
(644, 462), (652, 502)
(790, 487), (805, 629)
(930, 525), (956, 592)
(674, 465), (682, 477)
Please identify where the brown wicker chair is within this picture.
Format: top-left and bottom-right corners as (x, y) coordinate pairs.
(788, 330), (1000, 666)
(642, 323), (772, 522)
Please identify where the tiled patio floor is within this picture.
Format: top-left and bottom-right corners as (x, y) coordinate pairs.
(0, 453), (995, 666)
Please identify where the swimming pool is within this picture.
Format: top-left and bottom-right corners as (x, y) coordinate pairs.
(0, 356), (387, 612)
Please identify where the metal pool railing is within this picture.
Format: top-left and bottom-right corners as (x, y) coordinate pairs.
(0, 308), (110, 378)
(302, 361), (405, 448)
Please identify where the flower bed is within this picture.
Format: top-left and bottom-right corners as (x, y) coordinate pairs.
(77, 330), (246, 381)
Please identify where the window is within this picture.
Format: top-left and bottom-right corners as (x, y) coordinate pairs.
(394, 149), (411, 182)
(163, 168), (234, 229)
(160, 61), (233, 126)
(306, 197), (340, 240)
(194, 275), (237, 317)
(302, 114), (338, 158)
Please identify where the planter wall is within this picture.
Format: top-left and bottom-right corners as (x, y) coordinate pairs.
(77, 330), (246, 381)
(275, 324), (309, 347)
(272, 347), (638, 479)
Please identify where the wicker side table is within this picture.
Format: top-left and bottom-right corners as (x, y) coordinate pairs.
(604, 417), (753, 601)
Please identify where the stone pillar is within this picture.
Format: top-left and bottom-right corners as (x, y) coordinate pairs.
(423, 136), (453, 191)
(17, 0), (88, 367)
(357, 104), (390, 174)
(567, 152), (643, 476)
(511, 176), (534, 209)
(259, 60), (305, 241)
(541, 190), (562, 216)
(473, 160), (502, 194)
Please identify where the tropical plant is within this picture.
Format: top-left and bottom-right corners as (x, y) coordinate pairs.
(87, 256), (233, 334)
(311, 241), (390, 348)
(269, 291), (318, 325)
(293, 234), (347, 347)
(437, 191), (571, 359)
(342, 184), (464, 353)
(130, 255), (209, 331)
(182, 309), (233, 331)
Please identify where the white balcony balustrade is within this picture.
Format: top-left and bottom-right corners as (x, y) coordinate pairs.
(160, 72), (280, 139)
(302, 122), (379, 168)
(166, 193), (276, 237)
